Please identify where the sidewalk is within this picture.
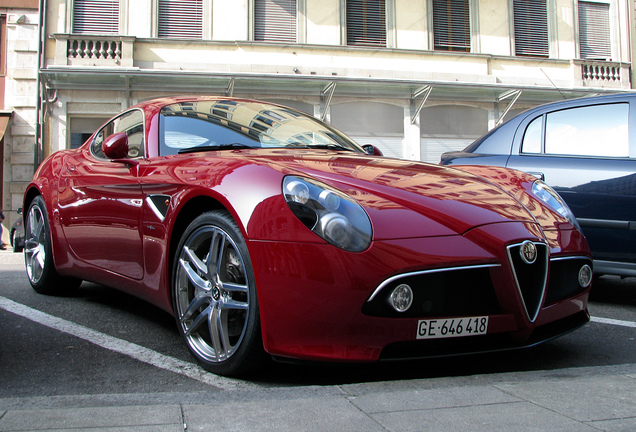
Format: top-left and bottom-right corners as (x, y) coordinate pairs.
(1, 363), (634, 432)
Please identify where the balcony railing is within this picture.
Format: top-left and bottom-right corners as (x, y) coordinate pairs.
(575, 60), (631, 88)
(68, 39), (121, 61)
(52, 34), (135, 67)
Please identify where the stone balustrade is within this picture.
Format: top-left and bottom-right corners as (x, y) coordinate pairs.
(575, 60), (631, 88)
(52, 34), (135, 67)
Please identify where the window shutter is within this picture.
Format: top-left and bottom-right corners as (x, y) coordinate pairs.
(73, 0), (119, 34)
(254, 0), (297, 42)
(158, 0), (203, 39)
(513, 0), (549, 57)
(433, 0), (470, 51)
(579, 2), (611, 60)
(347, 0), (386, 47)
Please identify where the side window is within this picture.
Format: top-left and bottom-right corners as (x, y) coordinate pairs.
(91, 109), (145, 159)
(545, 104), (628, 157)
(520, 116), (543, 154)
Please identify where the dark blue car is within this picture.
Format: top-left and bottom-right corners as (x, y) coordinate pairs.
(441, 92), (636, 277)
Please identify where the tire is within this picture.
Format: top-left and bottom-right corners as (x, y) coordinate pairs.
(24, 196), (82, 295)
(172, 210), (266, 377)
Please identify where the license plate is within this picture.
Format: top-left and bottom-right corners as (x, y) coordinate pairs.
(416, 316), (489, 340)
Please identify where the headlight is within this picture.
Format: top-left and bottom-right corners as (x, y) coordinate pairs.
(283, 176), (372, 252)
(532, 180), (580, 230)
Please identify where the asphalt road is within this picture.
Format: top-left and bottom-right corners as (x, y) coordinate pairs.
(1, 249), (635, 399)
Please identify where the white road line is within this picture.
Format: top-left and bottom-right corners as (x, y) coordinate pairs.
(3, 293), (633, 388)
(0, 296), (254, 390)
(590, 316), (636, 328)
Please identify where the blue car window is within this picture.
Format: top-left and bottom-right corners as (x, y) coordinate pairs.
(545, 103), (629, 157)
(521, 116), (543, 154)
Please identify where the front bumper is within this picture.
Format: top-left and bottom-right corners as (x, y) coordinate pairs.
(249, 221), (591, 362)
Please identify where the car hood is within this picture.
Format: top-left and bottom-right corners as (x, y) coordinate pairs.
(237, 149), (538, 239)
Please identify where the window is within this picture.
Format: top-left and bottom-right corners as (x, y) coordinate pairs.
(159, 100), (360, 156)
(578, 1), (611, 60)
(346, 0), (386, 47)
(0, 15), (6, 78)
(520, 116), (543, 154)
(254, 0), (297, 42)
(73, 0), (119, 34)
(91, 110), (145, 159)
(513, 0), (548, 57)
(432, 0), (470, 52)
(158, 0), (203, 39)
(520, 104), (629, 157)
(70, 118), (109, 149)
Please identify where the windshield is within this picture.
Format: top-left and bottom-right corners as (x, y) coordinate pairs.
(159, 100), (364, 156)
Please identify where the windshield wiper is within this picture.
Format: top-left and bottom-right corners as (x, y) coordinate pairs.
(292, 143), (357, 152)
(178, 143), (256, 154)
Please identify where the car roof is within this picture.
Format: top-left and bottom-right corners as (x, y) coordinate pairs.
(514, 91), (636, 118)
(453, 92), (636, 157)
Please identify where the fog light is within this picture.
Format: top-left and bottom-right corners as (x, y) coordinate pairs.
(579, 264), (592, 288)
(389, 284), (413, 312)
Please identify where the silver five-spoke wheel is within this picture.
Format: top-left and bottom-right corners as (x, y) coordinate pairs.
(24, 195), (82, 294)
(173, 210), (263, 376)
(24, 202), (47, 285)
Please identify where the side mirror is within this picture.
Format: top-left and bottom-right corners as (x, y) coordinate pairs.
(362, 144), (383, 156)
(17, 207), (22, 215)
(102, 132), (129, 160)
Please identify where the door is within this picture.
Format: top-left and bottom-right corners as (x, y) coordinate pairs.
(506, 102), (636, 267)
(58, 109), (146, 279)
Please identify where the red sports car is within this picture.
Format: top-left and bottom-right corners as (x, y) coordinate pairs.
(23, 96), (592, 376)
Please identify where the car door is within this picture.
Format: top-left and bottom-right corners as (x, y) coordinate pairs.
(506, 101), (636, 267)
(58, 109), (146, 279)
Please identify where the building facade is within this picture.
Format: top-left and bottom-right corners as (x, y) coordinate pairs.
(2, 0), (634, 244)
(0, 0), (38, 246)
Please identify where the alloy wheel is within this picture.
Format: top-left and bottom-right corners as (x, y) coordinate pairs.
(174, 224), (251, 364)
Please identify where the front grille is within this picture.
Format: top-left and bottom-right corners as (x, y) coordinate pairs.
(506, 241), (548, 322)
(362, 265), (501, 318)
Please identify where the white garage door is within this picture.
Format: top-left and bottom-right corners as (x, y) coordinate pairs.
(350, 136), (404, 159)
(421, 138), (472, 164)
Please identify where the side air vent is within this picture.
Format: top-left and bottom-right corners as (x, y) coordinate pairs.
(146, 195), (171, 221)
(506, 241), (548, 323)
